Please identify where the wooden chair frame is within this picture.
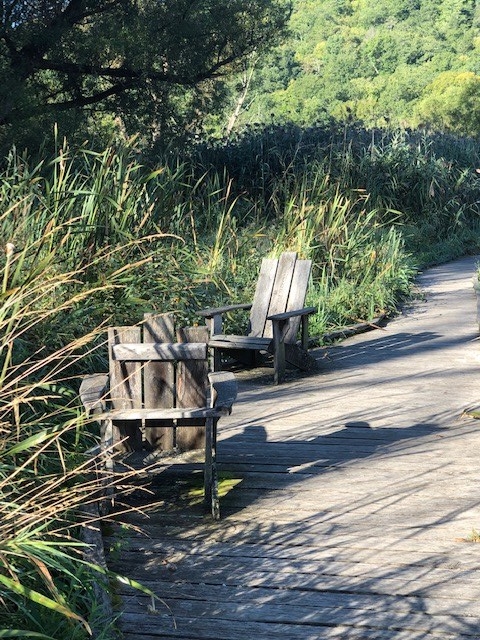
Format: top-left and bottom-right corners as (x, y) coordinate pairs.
(79, 314), (237, 519)
(199, 252), (316, 384)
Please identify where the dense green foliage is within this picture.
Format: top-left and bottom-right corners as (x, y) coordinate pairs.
(0, 0), (291, 150)
(229, 0), (480, 136)
(3, 1), (479, 143)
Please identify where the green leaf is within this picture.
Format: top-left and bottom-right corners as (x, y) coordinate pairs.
(464, 410), (480, 419)
(0, 631), (56, 639)
(0, 574), (91, 634)
(87, 562), (159, 598)
(5, 430), (54, 455)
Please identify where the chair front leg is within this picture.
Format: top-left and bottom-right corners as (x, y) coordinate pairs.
(272, 318), (288, 384)
(204, 417), (220, 519)
(211, 346), (222, 373)
(99, 417), (115, 514)
(301, 313), (310, 351)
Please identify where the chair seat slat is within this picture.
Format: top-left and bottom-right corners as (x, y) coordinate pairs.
(103, 407), (230, 420)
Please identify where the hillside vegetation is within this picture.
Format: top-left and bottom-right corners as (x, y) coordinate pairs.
(227, 0), (480, 136)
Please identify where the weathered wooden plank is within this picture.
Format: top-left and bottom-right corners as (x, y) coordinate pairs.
(118, 613), (468, 640)
(209, 335), (271, 350)
(113, 517), (479, 551)
(133, 509), (478, 539)
(112, 343), (207, 362)
(112, 555), (480, 601)
(249, 257), (278, 337)
(216, 425), (449, 442)
(196, 474), (480, 502)
(119, 630), (462, 640)
(109, 327), (142, 410)
(112, 514), (477, 568)
(111, 538), (479, 570)
(209, 372), (238, 413)
(101, 407), (223, 420)
(215, 440), (463, 458)
(79, 373), (109, 413)
(119, 628), (432, 640)
(267, 305), (317, 321)
(115, 516), (478, 552)
(112, 545), (480, 585)
(117, 595), (479, 637)
(114, 578), (480, 617)
(143, 312), (176, 451)
(198, 303), (253, 317)
(264, 251), (298, 339)
(284, 259), (312, 342)
(108, 326), (142, 451)
(176, 326), (209, 451)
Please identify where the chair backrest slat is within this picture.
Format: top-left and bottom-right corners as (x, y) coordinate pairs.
(263, 252), (297, 338)
(176, 326), (209, 409)
(248, 252), (312, 342)
(284, 258), (312, 342)
(176, 325), (209, 451)
(108, 327), (142, 410)
(143, 312), (175, 450)
(143, 312), (175, 412)
(249, 258), (278, 337)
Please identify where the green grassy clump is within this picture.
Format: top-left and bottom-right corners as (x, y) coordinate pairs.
(0, 248), (115, 638)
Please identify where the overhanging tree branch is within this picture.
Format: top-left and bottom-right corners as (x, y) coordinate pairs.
(0, 0), (292, 131)
(45, 81), (136, 111)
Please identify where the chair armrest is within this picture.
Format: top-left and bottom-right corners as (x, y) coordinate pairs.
(267, 306), (317, 321)
(198, 303), (252, 318)
(79, 374), (109, 415)
(208, 371), (237, 415)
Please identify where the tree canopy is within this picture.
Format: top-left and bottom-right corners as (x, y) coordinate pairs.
(233, 0), (480, 136)
(0, 0), (291, 145)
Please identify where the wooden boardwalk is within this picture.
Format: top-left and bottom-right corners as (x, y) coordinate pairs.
(109, 256), (480, 639)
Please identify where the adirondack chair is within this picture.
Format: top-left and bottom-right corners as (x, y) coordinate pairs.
(79, 313), (237, 519)
(198, 252), (317, 384)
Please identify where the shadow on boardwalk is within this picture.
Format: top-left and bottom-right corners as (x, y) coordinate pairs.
(324, 330), (478, 369)
(112, 413), (480, 639)
(214, 421), (443, 515)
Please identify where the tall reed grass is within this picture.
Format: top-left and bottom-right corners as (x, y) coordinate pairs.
(0, 239), (115, 638)
(195, 123), (480, 267)
(0, 142), (166, 638)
